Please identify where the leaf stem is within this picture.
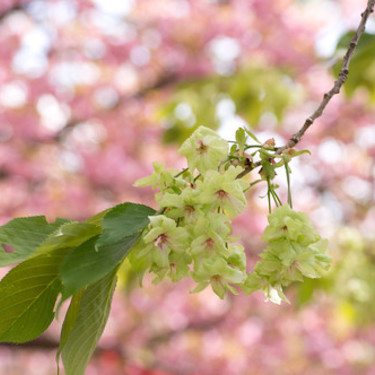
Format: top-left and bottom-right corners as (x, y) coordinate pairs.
(270, 188), (282, 207)
(284, 159), (293, 209)
(174, 168), (189, 178)
(266, 177), (272, 214)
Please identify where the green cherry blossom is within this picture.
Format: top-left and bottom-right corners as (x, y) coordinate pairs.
(151, 251), (192, 284)
(132, 126), (330, 303)
(141, 215), (190, 267)
(190, 232), (228, 258)
(134, 161), (183, 193)
(243, 273), (289, 304)
(198, 166), (248, 218)
(248, 206), (332, 302)
(178, 126), (228, 173)
(264, 284), (290, 305)
(159, 187), (202, 223)
(293, 239), (331, 278)
(190, 212), (232, 257)
(262, 205), (320, 246)
(192, 257), (246, 299)
(227, 244), (247, 271)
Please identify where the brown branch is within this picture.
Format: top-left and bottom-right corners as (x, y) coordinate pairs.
(0, 336), (59, 350)
(237, 0), (375, 180)
(277, 0), (375, 153)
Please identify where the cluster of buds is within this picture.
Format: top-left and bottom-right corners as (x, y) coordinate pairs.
(131, 126), (331, 301)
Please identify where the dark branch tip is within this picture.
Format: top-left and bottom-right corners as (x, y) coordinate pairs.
(290, 136), (299, 145)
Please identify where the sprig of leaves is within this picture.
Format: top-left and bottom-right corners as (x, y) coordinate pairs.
(0, 203), (155, 375)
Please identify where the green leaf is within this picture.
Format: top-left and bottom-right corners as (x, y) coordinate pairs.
(229, 143), (238, 155)
(59, 203), (153, 299)
(95, 203), (155, 250)
(85, 208), (112, 226)
(32, 222), (101, 257)
(0, 216), (70, 266)
(60, 234), (139, 299)
(235, 128), (246, 153)
(290, 149), (311, 157)
(244, 128), (261, 144)
(59, 271), (117, 375)
(0, 248), (70, 343)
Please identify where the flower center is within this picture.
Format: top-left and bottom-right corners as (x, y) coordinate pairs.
(204, 238), (215, 249)
(211, 275), (223, 283)
(185, 205), (195, 215)
(216, 189), (228, 200)
(196, 140), (208, 154)
(155, 233), (169, 249)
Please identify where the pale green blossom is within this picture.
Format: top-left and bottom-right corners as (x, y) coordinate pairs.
(293, 239), (331, 278)
(132, 126), (330, 302)
(247, 205), (331, 302)
(265, 285), (289, 304)
(178, 126), (228, 173)
(159, 187), (202, 223)
(198, 166), (248, 218)
(191, 212), (232, 238)
(262, 205), (320, 246)
(243, 273), (290, 304)
(134, 162), (184, 192)
(192, 257), (246, 299)
(227, 244), (247, 271)
(190, 213), (232, 256)
(151, 251), (192, 284)
(140, 215), (190, 268)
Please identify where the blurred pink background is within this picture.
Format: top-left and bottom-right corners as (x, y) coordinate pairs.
(1, 0), (375, 374)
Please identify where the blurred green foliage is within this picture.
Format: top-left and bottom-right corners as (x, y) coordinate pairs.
(158, 65), (299, 144)
(296, 227), (375, 325)
(334, 32), (375, 102)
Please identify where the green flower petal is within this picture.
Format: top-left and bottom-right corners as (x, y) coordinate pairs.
(198, 166), (247, 218)
(178, 126), (228, 173)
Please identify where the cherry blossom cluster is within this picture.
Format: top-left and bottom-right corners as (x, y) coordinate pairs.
(131, 126), (331, 302)
(243, 205), (331, 303)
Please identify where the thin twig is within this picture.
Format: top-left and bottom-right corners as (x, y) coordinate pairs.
(277, 0), (375, 153)
(237, 0), (375, 179)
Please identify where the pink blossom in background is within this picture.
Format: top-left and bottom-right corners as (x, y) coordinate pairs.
(0, 0), (375, 374)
